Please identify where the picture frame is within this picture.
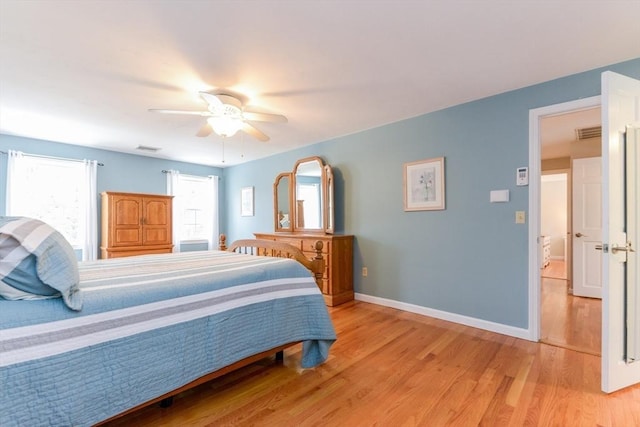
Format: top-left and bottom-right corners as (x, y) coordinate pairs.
(241, 186), (254, 216)
(403, 157), (445, 211)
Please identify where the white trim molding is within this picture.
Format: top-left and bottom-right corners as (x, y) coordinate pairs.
(354, 293), (531, 341)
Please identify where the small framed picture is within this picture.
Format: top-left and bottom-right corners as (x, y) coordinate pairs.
(241, 186), (254, 216)
(403, 157), (445, 211)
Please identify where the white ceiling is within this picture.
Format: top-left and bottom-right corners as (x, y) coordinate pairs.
(1, 1), (638, 167)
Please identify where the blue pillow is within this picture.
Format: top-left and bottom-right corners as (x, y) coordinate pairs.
(0, 217), (82, 311)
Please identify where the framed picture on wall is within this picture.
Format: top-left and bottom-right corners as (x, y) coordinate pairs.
(403, 157), (446, 211)
(241, 186), (254, 216)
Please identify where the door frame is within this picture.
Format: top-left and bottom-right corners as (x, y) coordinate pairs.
(528, 95), (601, 341)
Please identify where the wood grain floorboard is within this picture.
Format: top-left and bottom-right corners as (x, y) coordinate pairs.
(541, 259), (567, 280)
(540, 260), (601, 356)
(102, 301), (640, 427)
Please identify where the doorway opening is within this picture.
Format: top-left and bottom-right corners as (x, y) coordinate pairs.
(539, 168), (601, 355)
(528, 96), (602, 355)
(539, 107), (602, 355)
(531, 71), (640, 393)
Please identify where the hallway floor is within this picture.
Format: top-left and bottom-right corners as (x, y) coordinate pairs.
(540, 260), (601, 355)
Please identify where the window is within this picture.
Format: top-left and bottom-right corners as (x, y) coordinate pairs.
(6, 151), (99, 260)
(179, 176), (213, 241)
(167, 171), (218, 249)
(7, 155), (84, 246)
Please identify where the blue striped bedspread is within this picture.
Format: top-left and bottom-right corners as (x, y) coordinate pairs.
(0, 250), (336, 427)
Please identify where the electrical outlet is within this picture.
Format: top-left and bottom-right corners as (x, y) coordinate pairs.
(362, 267), (368, 277)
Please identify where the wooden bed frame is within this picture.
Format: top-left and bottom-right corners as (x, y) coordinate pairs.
(219, 234), (325, 289)
(99, 236), (325, 425)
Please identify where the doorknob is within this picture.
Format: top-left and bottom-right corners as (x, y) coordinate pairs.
(597, 243), (635, 254)
(611, 242), (635, 254)
(575, 232), (587, 238)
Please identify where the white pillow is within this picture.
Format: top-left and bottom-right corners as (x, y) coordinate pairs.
(0, 217), (82, 311)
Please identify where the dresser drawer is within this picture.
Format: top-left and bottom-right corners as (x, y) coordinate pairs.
(302, 239), (329, 254)
(276, 237), (303, 250)
(253, 232), (353, 306)
(256, 234), (302, 250)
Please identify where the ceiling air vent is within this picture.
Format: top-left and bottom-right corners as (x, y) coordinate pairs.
(575, 126), (601, 140)
(136, 145), (161, 152)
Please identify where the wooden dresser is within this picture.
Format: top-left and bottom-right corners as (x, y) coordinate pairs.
(254, 232), (354, 306)
(101, 191), (173, 259)
(541, 235), (551, 268)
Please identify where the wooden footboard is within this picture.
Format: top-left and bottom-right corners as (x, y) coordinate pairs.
(219, 234), (325, 290)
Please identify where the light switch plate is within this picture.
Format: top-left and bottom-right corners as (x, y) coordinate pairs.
(490, 190), (509, 203)
(515, 211), (526, 224)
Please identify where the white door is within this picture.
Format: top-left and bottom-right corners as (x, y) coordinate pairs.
(601, 71), (640, 393)
(626, 125), (640, 365)
(572, 157), (603, 298)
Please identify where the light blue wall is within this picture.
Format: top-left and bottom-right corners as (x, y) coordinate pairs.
(224, 58), (640, 329)
(0, 135), (225, 251)
(2, 59), (638, 329)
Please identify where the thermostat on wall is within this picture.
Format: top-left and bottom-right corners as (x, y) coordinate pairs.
(516, 167), (528, 186)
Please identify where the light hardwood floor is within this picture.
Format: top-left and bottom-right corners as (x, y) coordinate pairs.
(541, 259), (567, 280)
(540, 260), (601, 355)
(103, 300), (639, 426)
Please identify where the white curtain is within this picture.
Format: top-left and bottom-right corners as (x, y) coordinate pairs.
(82, 159), (98, 261)
(5, 150), (24, 214)
(166, 169), (181, 253)
(207, 175), (219, 250)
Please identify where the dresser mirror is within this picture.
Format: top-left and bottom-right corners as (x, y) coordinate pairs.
(273, 156), (334, 234)
(274, 173), (293, 232)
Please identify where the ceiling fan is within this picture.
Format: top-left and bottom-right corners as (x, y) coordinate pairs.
(149, 91), (287, 142)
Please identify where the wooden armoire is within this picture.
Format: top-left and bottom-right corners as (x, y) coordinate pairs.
(100, 191), (173, 258)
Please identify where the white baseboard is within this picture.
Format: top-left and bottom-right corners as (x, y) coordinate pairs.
(354, 293), (533, 341)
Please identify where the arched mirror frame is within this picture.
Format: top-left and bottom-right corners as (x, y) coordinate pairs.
(273, 156), (334, 234)
(325, 164), (335, 234)
(273, 172), (293, 232)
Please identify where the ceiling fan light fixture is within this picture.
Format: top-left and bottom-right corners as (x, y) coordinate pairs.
(207, 116), (242, 138)
(151, 91), (285, 141)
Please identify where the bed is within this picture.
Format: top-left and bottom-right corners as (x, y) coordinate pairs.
(0, 218), (336, 427)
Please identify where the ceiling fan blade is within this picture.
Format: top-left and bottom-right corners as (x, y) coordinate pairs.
(199, 92), (223, 108)
(149, 109), (210, 116)
(242, 111), (288, 123)
(196, 122), (213, 137)
(240, 122), (270, 142)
